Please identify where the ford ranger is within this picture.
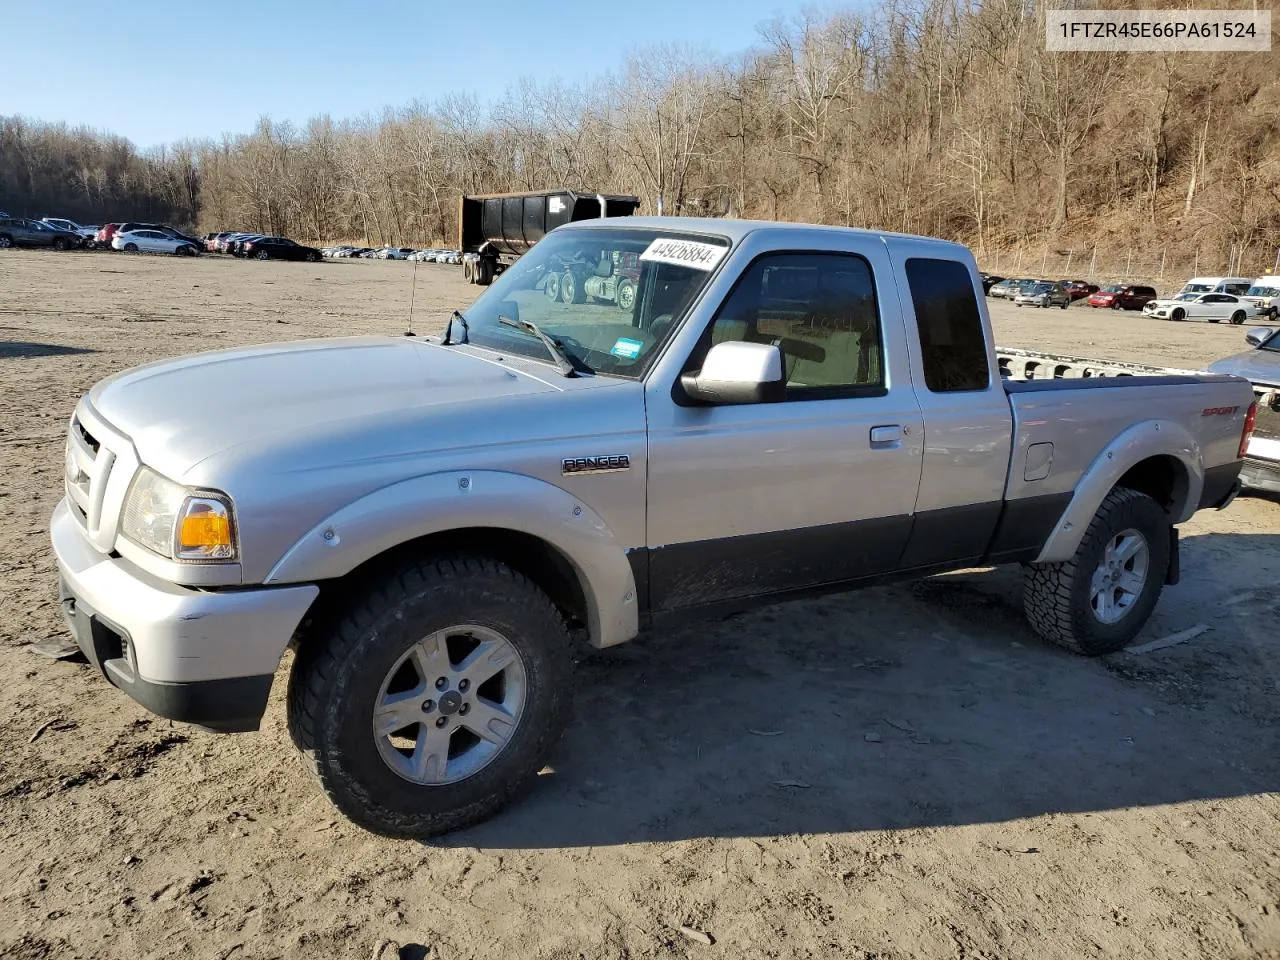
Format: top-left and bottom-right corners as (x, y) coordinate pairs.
(51, 218), (1257, 837)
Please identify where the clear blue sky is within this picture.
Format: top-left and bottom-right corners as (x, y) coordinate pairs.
(1, 0), (802, 148)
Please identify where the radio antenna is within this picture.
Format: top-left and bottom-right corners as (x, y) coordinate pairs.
(405, 255), (419, 337)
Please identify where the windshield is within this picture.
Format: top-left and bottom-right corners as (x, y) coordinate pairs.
(459, 227), (728, 378)
(1102, 285), (1123, 294)
(1183, 283), (1212, 293)
(1028, 283), (1052, 293)
(1246, 285), (1279, 297)
(1175, 293), (1198, 301)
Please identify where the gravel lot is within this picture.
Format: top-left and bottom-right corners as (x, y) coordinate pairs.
(1, 249), (1277, 960)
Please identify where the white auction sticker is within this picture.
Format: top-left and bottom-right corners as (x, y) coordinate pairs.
(639, 238), (727, 271)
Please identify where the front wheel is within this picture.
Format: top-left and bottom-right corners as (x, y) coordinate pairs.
(287, 555), (573, 838)
(1110, 300), (1122, 310)
(52, 237), (68, 251)
(256, 249), (270, 261)
(1060, 300), (1068, 310)
(0, 234), (15, 249)
(1230, 311), (1246, 325)
(1023, 487), (1170, 655)
(1171, 308), (1185, 321)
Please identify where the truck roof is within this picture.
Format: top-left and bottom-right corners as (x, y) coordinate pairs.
(565, 216), (972, 253)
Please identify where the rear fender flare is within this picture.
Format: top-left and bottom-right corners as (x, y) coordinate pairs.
(1034, 420), (1203, 564)
(264, 470), (639, 647)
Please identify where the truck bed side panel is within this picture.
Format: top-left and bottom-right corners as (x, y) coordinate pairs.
(1003, 376), (1250, 519)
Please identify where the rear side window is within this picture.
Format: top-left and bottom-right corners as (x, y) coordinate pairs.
(905, 257), (990, 392)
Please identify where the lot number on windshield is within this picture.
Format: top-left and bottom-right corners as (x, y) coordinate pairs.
(640, 238), (727, 271)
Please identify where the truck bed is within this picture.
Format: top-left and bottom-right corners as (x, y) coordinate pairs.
(996, 347), (1205, 382)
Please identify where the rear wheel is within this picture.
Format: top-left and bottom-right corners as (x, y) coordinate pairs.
(306, 250), (319, 263)
(123, 242), (138, 252)
(1023, 487), (1170, 655)
(287, 555), (573, 838)
(560, 269), (584, 304)
(1060, 299), (1068, 310)
(256, 249), (270, 261)
(176, 245), (194, 256)
(1230, 310), (1246, 325)
(616, 277), (636, 312)
(0, 234), (14, 249)
(1110, 300), (1122, 310)
(52, 237), (68, 251)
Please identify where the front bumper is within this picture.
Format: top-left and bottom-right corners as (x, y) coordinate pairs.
(51, 499), (318, 732)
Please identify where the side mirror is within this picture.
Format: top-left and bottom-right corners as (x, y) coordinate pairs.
(497, 299), (520, 322)
(680, 340), (786, 405)
(1246, 327), (1276, 348)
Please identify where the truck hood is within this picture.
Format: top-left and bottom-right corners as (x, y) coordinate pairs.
(89, 336), (560, 477)
(1208, 347), (1280, 388)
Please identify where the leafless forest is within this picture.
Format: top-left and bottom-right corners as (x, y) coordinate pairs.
(2, 2), (1278, 272)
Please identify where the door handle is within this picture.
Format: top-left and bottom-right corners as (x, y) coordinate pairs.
(870, 424), (903, 446)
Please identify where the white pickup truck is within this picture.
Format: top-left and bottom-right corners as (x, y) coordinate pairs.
(51, 218), (1256, 837)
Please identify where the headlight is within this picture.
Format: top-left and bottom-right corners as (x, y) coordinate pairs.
(121, 467), (238, 562)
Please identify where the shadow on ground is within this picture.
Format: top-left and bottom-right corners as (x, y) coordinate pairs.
(437, 532), (1280, 849)
(0, 341), (97, 359)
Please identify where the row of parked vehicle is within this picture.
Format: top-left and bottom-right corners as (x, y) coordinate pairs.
(982, 272), (1280, 323)
(203, 231), (323, 261)
(321, 245), (462, 263)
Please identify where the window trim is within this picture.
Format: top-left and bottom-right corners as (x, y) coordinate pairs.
(904, 255), (993, 395)
(673, 248), (889, 406)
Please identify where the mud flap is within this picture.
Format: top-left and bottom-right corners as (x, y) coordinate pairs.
(1165, 527), (1180, 585)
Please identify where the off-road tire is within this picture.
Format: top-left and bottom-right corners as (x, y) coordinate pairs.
(287, 555), (573, 838)
(1023, 486), (1170, 655)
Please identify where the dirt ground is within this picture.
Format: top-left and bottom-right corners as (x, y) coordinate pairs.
(1, 249), (1278, 960)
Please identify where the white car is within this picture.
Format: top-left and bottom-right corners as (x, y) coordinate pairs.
(42, 218), (98, 240)
(1142, 292), (1257, 324)
(377, 247), (416, 260)
(111, 229), (201, 255)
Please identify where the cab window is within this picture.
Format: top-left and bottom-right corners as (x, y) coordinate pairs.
(693, 251), (884, 398)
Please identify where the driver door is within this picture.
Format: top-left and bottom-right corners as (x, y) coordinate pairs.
(643, 244), (924, 613)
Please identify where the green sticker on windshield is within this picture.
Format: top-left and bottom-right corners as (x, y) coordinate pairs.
(610, 337), (643, 360)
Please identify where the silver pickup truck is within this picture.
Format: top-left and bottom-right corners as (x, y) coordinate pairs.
(51, 218), (1257, 837)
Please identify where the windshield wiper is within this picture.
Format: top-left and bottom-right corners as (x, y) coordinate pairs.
(498, 315), (578, 378)
(441, 309), (469, 345)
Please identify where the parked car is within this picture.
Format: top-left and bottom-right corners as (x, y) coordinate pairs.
(111, 229), (201, 255)
(116, 221), (164, 236)
(1142, 292), (1255, 325)
(1014, 281), (1072, 309)
(49, 216), (1255, 838)
(1176, 276), (1254, 298)
(95, 223), (121, 248)
(158, 226), (205, 249)
(979, 273), (1005, 295)
(1086, 284), (1157, 311)
(1063, 280), (1099, 300)
(376, 247), (416, 260)
(230, 235), (266, 257)
(241, 236), (322, 262)
(42, 218), (98, 240)
(1241, 277), (1280, 320)
(1209, 326), (1279, 494)
(989, 278), (1034, 299)
(0, 216), (83, 249)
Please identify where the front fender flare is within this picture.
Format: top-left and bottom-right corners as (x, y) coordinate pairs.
(1034, 419), (1203, 564)
(264, 470), (639, 647)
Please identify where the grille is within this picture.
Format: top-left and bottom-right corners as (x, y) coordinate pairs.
(64, 415), (110, 531)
